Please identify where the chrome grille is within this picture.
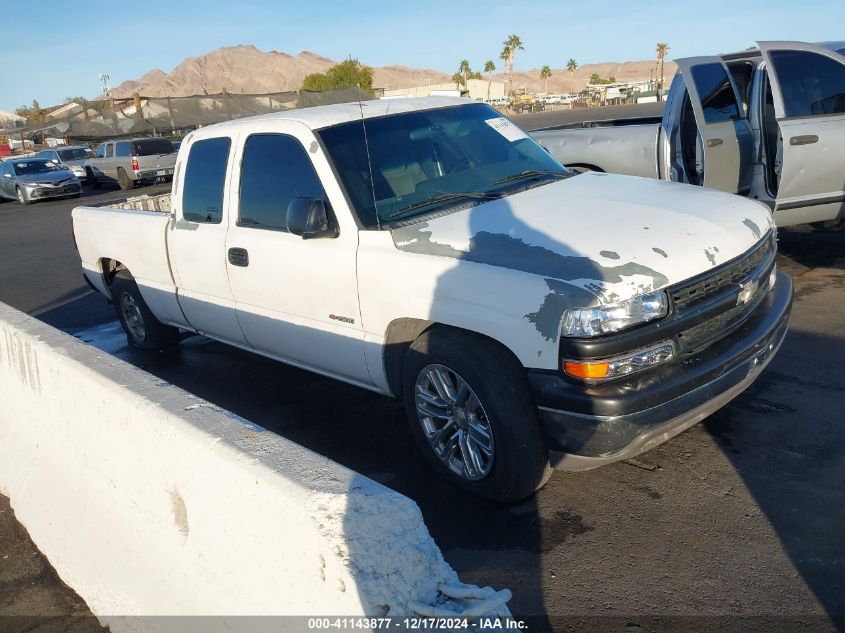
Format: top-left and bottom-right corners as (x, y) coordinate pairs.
(671, 232), (775, 309)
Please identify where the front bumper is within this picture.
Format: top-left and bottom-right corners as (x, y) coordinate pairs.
(23, 181), (82, 199)
(530, 271), (793, 470)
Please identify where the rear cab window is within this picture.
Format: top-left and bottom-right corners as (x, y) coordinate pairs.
(115, 142), (131, 157)
(133, 139), (175, 156)
(182, 137), (231, 224)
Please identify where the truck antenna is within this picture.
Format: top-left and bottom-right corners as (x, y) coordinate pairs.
(356, 84), (380, 230)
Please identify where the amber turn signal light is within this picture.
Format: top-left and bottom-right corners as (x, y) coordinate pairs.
(563, 360), (610, 380)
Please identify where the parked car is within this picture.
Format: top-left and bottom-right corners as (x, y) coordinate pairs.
(0, 158), (82, 205)
(71, 98), (792, 501)
(530, 41), (845, 228)
(36, 146), (93, 181)
(86, 138), (176, 190)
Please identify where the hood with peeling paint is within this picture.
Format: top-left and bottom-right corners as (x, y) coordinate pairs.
(391, 172), (774, 304)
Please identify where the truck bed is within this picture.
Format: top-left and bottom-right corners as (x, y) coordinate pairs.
(99, 192), (172, 212)
(72, 196), (182, 327)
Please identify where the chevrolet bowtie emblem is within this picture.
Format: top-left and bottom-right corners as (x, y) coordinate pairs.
(737, 279), (759, 306)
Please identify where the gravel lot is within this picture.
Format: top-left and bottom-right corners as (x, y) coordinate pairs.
(1, 170), (843, 632)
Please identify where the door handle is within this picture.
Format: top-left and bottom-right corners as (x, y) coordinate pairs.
(789, 135), (819, 146)
(227, 247), (249, 267)
(706, 138), (724, 148)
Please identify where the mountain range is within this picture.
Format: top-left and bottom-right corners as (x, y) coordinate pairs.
(108, 44), (678, 98)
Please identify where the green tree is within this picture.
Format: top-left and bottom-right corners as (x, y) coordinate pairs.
(301, 58), (374, 92)
(540, 65), (552, 94)
(15, 100), (45, 123)
(589, 73), (601, 84)
(64, 96), (86, 104)
(484, 59), (496, 100)
(566, 58), (578, 93)
(656, 42), (670, 91)
(499, 34), (524, 96)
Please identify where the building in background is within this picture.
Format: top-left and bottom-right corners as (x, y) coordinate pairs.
(382, 78), (505, 101)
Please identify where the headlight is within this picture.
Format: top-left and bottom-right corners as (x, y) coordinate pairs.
(563, 341), (675, 381)
(18, 180), (37, 186)
(561, 291), (669, 338)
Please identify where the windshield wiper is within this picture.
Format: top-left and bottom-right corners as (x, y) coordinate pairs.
(382, 191), (500, 221)
(492, 169), (570, 186)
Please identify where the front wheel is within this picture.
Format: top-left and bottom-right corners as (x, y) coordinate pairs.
(403, 328), (551, 502)
(112, 270), (180, 350)
(16, 187), (29, 205)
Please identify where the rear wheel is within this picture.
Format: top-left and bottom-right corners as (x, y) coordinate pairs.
(117, 167), (134, 191)
(112, 270), (179, 350)
(403, 328), (551, 502)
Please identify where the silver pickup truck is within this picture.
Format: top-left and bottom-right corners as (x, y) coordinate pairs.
(530, 41), (845, 228)
(85, 137), (177, 190)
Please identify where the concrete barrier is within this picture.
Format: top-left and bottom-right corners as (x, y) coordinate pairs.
(0, 302), (510, 631)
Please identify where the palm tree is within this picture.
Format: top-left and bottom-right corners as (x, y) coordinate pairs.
(484, 59), (496, 100)
(459, 59), (471, 89)
(566, 58), (578, 94)
(656, 42), (670, 92)
(500, 34), (524, 96)
(540, 65), (552, 94)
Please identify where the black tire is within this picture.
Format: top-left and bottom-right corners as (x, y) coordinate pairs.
(16, 187), (30, 205)
(117, 167), (135, 191)
(87, 168), (101, 188)
(403, 328), (551, 503)
(111, 270), (180, 350)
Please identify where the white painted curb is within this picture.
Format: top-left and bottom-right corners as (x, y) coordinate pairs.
(0, 303), (507, 631)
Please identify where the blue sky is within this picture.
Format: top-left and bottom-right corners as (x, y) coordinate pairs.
(2, 0), (843, 112)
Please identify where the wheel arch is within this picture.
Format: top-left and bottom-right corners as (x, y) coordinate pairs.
(566, 163), (605, 173)
(382, 318), (527, 399)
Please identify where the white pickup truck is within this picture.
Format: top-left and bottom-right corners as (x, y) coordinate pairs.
(72, 98), (793, 501)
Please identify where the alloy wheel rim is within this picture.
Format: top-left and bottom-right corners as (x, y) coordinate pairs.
(414, 364), (495, 481)
(120, 293), (146, 342)
(17, 189), (23, 203)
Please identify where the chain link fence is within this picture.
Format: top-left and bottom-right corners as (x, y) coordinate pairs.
(9, 87), (371, 142)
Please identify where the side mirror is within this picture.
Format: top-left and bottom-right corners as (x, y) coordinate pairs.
(286, 197), (338, 239)
(3, 173), (11, 179)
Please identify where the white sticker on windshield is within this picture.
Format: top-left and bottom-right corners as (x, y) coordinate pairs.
(484, 117), (529, 142)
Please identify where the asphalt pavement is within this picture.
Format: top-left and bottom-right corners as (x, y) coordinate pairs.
(0, 176), (844, 632)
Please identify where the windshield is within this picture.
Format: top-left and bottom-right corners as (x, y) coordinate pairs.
(58, 148), (90, 162)
(318, 103), (569, 227)
(132, 139), (175, 156)
(13, 160), (61, 175)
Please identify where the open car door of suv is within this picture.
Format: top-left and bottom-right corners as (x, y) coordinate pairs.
(675, 56), (754, 194)
(758, 41), (845, 226)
